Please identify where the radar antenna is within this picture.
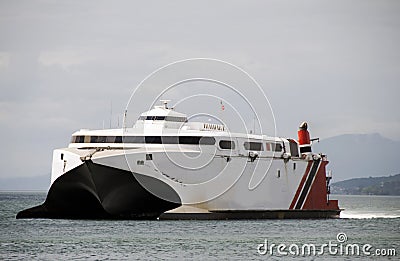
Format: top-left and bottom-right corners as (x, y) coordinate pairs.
(160, 99), (171, 109)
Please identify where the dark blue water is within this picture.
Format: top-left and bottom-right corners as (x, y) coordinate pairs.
(0, 193), (399, 260)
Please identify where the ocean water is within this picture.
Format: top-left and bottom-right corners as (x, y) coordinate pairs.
(0, 193), (399, 260)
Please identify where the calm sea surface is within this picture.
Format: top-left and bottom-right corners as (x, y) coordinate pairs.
(0, 193), (399, 260)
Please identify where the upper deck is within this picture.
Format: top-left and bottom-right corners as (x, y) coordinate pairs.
(67, 101), (305, 159)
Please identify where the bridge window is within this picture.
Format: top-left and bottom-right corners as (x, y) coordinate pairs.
(71, 135), (84, 143)
(138, 115), (187, 122)
(90, 136), (105, 143)
(138, 116), (166, 120)
(165, 116), (187, 122)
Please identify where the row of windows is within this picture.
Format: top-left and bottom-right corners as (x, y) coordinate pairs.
(72, 136), (123, 143)
(242, 141), (283, 152)
(138, 116), (187, 122)
(71, 135), (215, 145)
(70, 136), (290, 153)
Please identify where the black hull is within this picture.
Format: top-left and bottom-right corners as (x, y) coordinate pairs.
(17, 161), (341, 220)
(16, 161), (181, 220)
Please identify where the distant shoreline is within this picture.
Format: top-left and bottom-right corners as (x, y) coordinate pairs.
(331, 174), (400, 196)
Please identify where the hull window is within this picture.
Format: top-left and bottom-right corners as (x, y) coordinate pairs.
(145, 136), (162, 144)
(219, 140), (235, 150)
(271, 143), (283, 152)
(123, 136), (145, 143)
(179, 136), (215, 145)
(244, 142), (263, 151)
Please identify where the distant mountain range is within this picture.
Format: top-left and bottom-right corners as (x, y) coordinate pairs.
(313, 133), (400, 182)
(331, 173), (400, 195)
(0, 133), (399, 191)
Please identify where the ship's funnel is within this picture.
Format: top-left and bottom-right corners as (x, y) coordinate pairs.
(298, 121), (312, 153)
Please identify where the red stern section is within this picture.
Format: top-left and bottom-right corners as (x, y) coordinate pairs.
(290, 160), (339, 211)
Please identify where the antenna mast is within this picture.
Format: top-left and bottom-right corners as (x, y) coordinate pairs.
(110, 101), (112, 128)
(123, 110), (127, 131)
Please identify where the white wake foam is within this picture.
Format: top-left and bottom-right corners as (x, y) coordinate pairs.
(340, 211), (400, 219)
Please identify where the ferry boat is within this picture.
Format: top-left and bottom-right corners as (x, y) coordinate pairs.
(17, 100), (340, 219)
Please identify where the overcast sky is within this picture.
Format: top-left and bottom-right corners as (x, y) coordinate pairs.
(1, 0), (399, 178)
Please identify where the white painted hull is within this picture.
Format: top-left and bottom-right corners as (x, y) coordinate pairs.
(47, 145), (335, 217)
